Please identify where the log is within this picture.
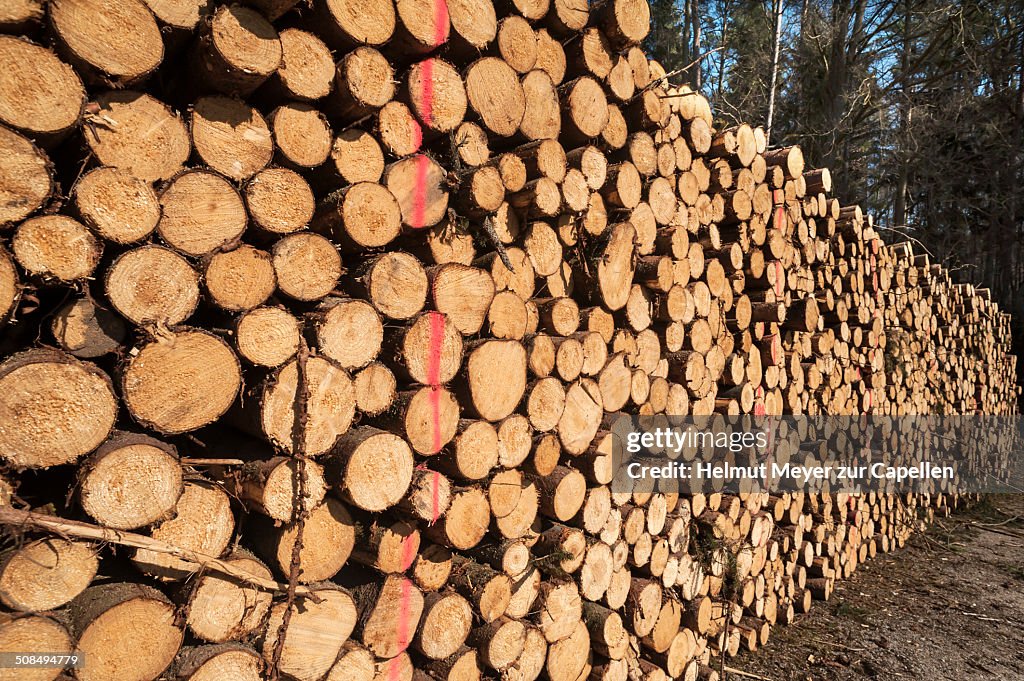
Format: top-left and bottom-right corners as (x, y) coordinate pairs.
(0, 36), (84, 144)
(133, 480), (235, 580)
(235, 306), (300, 368)
(50, 297), (123, 359)
(262, 496), (356, 582)
(84, 92), (189, 183)
(245, 166), (315, 235)
(195, 5), (280, 96)
(465, 57), (526, 137)
(13, 215), (101, 283)
(69, 583), (183, 681)
(79, 432), (182, 530)
(0, 349), (116, 468)
(185, 551), (275, 643)
(0, 539), (97, 612)
(122, 330), (241, 435)
(158, 169), (247, 257)
(261, 586), (357, 681)
(270, 103), (332, 168)
(49, 0), (163, 86)
(272, 232), (343, 302)
(73, 166), (160, 244)
(170, 644), (264, 681)
(191, 96), (273, 182)
(204, 245), (276, 312)
(274, 28), (334, 101)
(416, 590), (474, 660)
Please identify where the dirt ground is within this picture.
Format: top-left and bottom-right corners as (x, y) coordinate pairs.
(729, 495), (1024, 681)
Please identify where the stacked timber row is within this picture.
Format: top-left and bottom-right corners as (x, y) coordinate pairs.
(0, 0), (1017, 680)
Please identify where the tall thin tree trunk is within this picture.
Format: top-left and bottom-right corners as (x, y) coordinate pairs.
(690, 0), (702, 89)
(765, 0), (783, 142)
(893, 0), (912, 228)
(716, 0), (729, 103)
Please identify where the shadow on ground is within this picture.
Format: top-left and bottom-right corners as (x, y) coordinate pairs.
(730, 495), (1024, 680)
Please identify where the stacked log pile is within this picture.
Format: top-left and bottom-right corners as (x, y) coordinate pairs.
(0, 1), (1018, 680)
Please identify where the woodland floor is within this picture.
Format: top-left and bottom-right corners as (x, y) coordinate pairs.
(728, 495), (1024, 681)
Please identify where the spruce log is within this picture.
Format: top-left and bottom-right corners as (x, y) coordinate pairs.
(106, 245), (199, 326)
(415, 590), (474, 660)
(51, 297), (125, 359)
(204, 245), (276, 312)
(12, 215), (101, 283)
(134, 480), (234, 580)
(270, 102), (332, 168)
(0, 37), (84, 144)
(272, 232), (343, 302)
(262, 586), (357, 681)
(195, 5), (280, 96)
(170, 644), (264, 681)
(274, 28), (334, 101)
(191, 96), (273, 182)
(257, 354), (355, 457)
(79, 432), (182, 530)
(0, 126), (51, 228)
(327, 427), (414, 511)
(0, 349), (117, 468)
(232, 456), (327, 522)
(84, 92), (190, 182)
(158, 169), (247, 257)
(122, 329), (241, 435)
(461, 339), (527, 421)
(185, 551), (274, 643)
(69, 583), (183, 681)
(245, 167), (315, 235)
(235, 306), (300, 368)
(406, 58), (468, 133)
(73, 166), (159, 244)
(49, 0), (163, 86)
(0, 539), (97, 612)
(386, 155), (450, 229)
(331, 129), (386, 184)
(262, 496), (356, 582)
(465, 57), (526, 137)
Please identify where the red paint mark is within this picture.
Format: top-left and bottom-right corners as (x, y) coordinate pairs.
(774, 261), (783, 296)
(399, 529), (417, 572)
(420, 59), (435, 128)
(426, 311), (446, 454)
(386, 535), (418, 681)
(427, 311), (444, 385)
(407, 0), (447, 229)
(411, 154), (430, 229)
(410, 119), (423, 153)
(431, 0), (449, 46)
(754, 386), (766, 417)
(430, 471), (441, 524)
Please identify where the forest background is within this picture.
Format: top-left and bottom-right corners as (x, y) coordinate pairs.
(645, 0), (1024, 381)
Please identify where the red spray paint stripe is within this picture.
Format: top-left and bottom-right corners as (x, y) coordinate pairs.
(411, 154), (430, 229)
(408, 0), (448, 228)
(432, 0), (449, 46)
(774, 261), (783, 297)
(390, 17), (448, 669)
(420, 59), (435, 128)
(430, 471), (441, 524)
(386, 535), (419, 681)
(427, 311), (445, 455)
